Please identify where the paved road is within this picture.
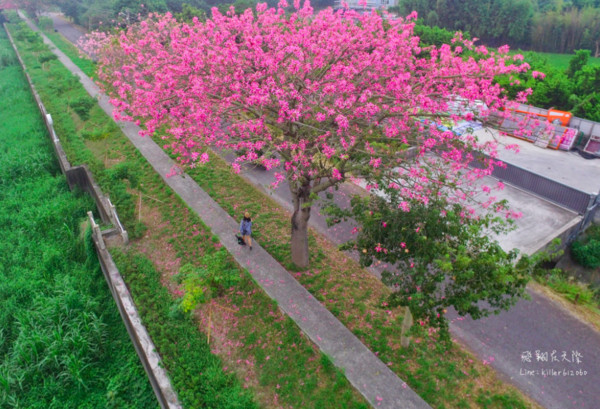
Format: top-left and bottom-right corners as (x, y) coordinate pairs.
(237, 156), (600, 409)
(44, 12), (87, 50)
(47, 14), (600, 409)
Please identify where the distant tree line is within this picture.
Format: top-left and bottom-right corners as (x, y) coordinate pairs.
(28, 0), (600, 54)
(415, 21), (600, 122)
(393, 0), (600, 55)
(38, 0), (333, 29)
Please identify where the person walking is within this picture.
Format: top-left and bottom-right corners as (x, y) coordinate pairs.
(240, 211), (253, 250)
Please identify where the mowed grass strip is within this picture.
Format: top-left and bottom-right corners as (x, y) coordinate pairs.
(0, 27), (157, 409)
(7, 19), (370, 409)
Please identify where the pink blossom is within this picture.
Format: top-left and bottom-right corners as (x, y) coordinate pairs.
(86, 2), (532, 243)
(331, 168), (343, 180)
(532, 71), (546, 79)
(370, 157), (382, 168)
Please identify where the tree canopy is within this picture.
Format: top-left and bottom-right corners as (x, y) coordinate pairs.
(86, 2), (533, 267)
(325, 187), (529, 340)
(397, 0), (600, 55)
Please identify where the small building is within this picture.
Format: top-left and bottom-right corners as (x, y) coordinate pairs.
(333, 0), (398, 10)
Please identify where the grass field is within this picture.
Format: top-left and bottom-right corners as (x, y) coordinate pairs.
(514, 49), (600, 70)
(0, 26), (157, 408)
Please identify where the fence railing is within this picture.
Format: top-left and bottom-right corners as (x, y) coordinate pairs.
(89, 213), (182, 409)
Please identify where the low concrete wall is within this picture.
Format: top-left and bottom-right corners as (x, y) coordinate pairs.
(4, 22), (127, 243)
(533, 216), (583, 256)
(4, 22), (179, 408)
(89, 214), (182, 409)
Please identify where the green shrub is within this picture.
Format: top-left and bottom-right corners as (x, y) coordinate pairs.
(414, 22), (456, 47)
(37, 16), (53, 31)
(107, 162), (139, 188)
(38, 51), (57, 63)
(13, 22), (40, 43)
(175, 249), (241, 312)
(70, 95), (96, 120)
(0, 49), (17, 67)
(572, 238), (600, 268)
(46, 69), (79, 92)
(80, 124), (112, 140)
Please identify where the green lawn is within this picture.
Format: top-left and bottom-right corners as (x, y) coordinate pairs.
(513, 49), (600, 70)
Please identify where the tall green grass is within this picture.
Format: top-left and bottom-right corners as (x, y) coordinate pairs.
(0, 27), (157, 408)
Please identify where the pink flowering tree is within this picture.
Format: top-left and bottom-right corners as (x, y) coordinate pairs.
(87, 1), (533, 268)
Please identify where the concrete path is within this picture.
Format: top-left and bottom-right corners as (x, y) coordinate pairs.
(20, 13), (431, 409)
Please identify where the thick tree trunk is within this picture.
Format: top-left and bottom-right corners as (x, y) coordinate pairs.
(290, 182), (312, 268)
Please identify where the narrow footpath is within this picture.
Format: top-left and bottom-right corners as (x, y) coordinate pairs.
(39, 14), (600, 409)
(20, 13), (430, 409)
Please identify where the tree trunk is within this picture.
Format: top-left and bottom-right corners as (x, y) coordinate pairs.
(290, 182), (312, 268)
